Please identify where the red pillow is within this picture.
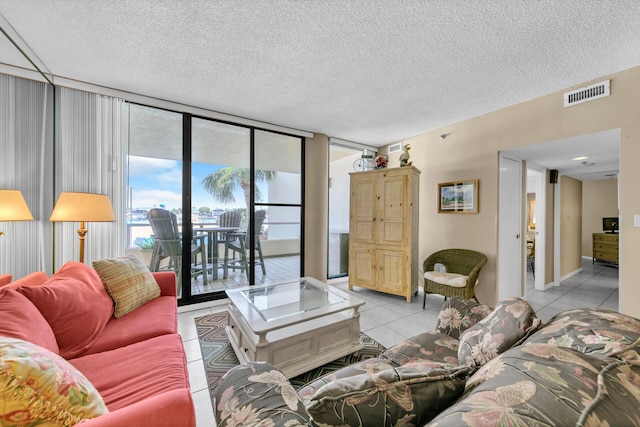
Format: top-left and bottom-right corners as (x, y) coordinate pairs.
(0, 274), (12, 287)
(0, 288), (59, 354)
(1, 271), (48, 290)
(19, 262), (114, 359)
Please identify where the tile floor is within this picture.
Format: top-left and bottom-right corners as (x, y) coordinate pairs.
(177, 258), (619, 427)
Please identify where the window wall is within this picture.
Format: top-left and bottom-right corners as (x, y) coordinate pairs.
(125, 104), (304, 304)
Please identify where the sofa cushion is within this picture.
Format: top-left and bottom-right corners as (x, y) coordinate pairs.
(524, 307), (640, 360)
(19, 262), (114, 359)
(69, 333), (190, 411)
(429, 343), (640, 427)
(0, 337), (108, 427)
(306, 362), (472, 427)
(436, 297), (492, 339)
(82, 295), (178, 355)
(0, 288), (59, 353)
(381, 331), (460, 366)
(458, 297), (541, 367)
(93, 255), (161, 318)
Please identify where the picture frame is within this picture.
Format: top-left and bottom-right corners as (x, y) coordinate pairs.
(438, 179), (479, 213)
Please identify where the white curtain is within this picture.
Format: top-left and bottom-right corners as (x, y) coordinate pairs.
(0, 74), (52, 278)
(53, 87), (128, 270)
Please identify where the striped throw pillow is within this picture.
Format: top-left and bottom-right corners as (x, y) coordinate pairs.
(93, 255), (161, 318)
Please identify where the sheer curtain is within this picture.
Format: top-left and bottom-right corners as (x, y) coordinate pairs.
(0, 74), (52, 278)
(53, 87), (128, 269)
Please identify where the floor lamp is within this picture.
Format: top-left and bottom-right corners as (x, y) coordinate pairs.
(49, 192), (115, 263)
(0, 189), (34, 236)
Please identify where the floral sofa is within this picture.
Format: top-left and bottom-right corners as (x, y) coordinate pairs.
(213, 297), (640, 427)
(0, 258), (196, 427)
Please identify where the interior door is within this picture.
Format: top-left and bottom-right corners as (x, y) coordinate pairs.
(498, 155), (523, 300)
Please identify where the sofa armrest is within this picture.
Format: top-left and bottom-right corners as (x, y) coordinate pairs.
(79, 389), (195, 427)
(213, 362), (312, 426)
(152, 272), (177, 297)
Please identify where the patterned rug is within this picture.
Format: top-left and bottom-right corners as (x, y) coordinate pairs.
(195, 312), (386, 396)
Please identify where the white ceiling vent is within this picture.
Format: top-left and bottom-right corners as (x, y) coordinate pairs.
(564, 80), (610, 107)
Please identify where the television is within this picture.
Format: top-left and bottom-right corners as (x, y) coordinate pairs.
(603, 217), (619, 234)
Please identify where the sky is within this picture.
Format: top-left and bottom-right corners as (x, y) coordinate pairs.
(128, 156), (252, 212)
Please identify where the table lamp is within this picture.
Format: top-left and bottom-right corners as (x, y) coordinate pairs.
(49, 192), (115, 263)
(0, 189), (34, 236)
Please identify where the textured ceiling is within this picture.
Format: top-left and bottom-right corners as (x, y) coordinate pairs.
(1, 1), (639, 173)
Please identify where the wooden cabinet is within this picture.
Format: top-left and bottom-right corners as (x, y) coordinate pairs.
(348, 166), (420, 302)
(593, 233), (618, 265)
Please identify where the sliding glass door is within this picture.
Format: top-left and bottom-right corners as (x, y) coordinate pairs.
(190, 118), (250, 296)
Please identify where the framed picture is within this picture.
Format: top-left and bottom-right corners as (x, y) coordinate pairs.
(438, 180), (479, 213)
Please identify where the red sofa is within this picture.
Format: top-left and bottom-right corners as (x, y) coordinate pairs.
(0, 262), (196, 427)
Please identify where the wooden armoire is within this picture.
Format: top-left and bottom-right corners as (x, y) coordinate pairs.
(348, 166), (420, 302)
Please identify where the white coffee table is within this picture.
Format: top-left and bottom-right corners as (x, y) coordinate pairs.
(225, 277), (365, 378)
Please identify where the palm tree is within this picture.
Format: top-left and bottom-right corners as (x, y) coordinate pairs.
(201, 167), (277, 211)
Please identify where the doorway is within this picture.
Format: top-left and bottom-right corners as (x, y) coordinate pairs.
(498, 129), (620, 308)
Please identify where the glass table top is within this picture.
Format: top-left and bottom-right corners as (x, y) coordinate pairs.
(241, 279), (346, 321)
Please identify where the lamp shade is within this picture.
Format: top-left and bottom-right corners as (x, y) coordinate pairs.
(0, 189), (34, 221)
(49, 192), (115, 222)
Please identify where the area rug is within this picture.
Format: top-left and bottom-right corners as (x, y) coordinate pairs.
(195, 312), (386, 396)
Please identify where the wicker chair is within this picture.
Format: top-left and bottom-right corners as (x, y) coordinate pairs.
(422, 248), (487, 309)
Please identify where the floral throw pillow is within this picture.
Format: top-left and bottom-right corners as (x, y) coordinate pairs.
(306, 362), (472, 427)
(436, 298), (493, 339)
(0, 337), (108, 427)
(458, 297), (542, 367)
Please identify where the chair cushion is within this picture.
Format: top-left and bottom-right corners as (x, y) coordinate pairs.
(19, 262), (114, 359)
(458, 297), (542, 367)
(0, 288), (59, 353)
(436, 298), (493, 340)
(93, 255), (161, 318)
(305, 362), (472, 427)
(0, 337), (108, 427)
(424, 271), (468, 288)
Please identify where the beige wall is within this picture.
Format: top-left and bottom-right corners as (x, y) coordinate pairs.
(582, 179), (619, 257)
(560, 176), (582, 277)
(368, 65), (640, 316)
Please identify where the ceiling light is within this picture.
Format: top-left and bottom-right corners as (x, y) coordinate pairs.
(571, 156), (589, 161)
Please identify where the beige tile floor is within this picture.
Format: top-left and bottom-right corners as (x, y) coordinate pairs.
(177, 258), (619, 427)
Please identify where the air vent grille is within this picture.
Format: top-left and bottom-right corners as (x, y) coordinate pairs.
(564, 80), (610, 107)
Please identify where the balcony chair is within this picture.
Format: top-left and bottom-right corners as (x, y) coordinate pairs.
(215, 211), (242, 247)
(147, 208), (208, 291)
(223, 210), (267, 278)
(422, 248), (487, 309)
